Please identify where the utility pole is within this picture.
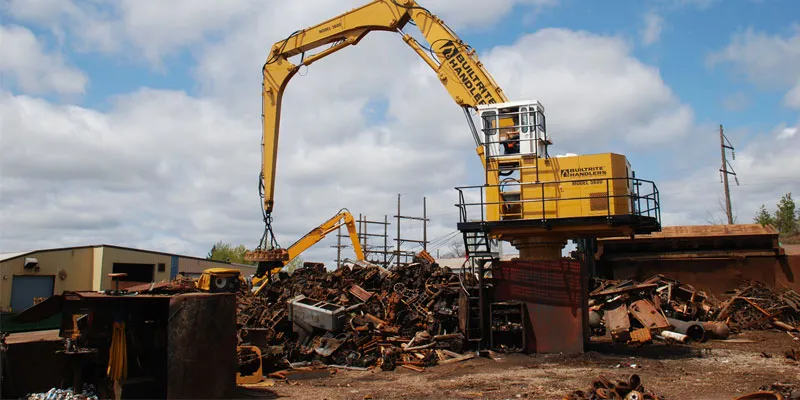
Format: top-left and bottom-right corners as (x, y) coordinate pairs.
(719, 124), (739, 225)
(423, 197), (427, 252)
(336, 225), (342, 268)
(396, 194), (401, 268)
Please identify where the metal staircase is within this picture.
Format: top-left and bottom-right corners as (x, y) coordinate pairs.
(462, 230), (497, 260)
(460, 229), (499, 349)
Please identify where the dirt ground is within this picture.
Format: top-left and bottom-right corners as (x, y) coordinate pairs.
(239, 330), (800, 400)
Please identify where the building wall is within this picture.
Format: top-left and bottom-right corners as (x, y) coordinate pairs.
(0, 247), (95, 312)
(97, 246), (175, 289)
(178, 258), (256, 276)
(1, 245), (261, 311)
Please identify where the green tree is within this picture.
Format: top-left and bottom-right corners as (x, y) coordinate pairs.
(206, 241), (256, 265)
(206, 241), (304, 272)
(774, 192), (798, 237)
(753, 204), (775, 226)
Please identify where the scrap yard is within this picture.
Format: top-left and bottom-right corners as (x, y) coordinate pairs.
(3, 246), (800, 399)
(2, 0), (800, 400)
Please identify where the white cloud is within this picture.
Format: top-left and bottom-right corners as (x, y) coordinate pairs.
(778, 126), (797, 140)
(0, 25), (88, 95)
(0, 3), (717, 264)
(4, 0), (120, 53)
(641, 11), (664, 46)
(4, 0), (557, 68)
(432, 0), (557, 29)
(708, 26), (800, 108)
(660, 120), (800, 226)
(482, 29), (694, 150)
(116, 0), (262, 65)
(784, 83), (800, 109)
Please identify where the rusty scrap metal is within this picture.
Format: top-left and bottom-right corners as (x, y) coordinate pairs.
(590, 281), (669, 344)
(714, 281), (800, 333)
(563, 374), (664, 400)
(590, 275), (800, 345)
(233, 254), (473, 374)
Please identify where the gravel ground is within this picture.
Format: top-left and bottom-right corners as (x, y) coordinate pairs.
(239, 330), (800, 400)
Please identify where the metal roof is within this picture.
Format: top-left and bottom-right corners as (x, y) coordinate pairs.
(0, 244), (254, 268)
(599, 224), (779, 242)
(0, 251), (30, 262)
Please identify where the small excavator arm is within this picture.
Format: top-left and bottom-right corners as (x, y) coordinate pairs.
(283, 209), (364, 263)
(248, 209), (365, 295)
(260, 0), (508, 222)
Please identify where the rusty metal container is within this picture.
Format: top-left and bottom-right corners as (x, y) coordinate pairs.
(287, 295), (347, 332)
(7, 291), (237, 399)
(492, 259), (588, 354)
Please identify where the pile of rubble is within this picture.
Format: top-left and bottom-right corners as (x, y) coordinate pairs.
(235, 255), (475, 374)
(589, 275), (800, 345)
(25, 385), (99, 400)
(563, 374), (664, 400)
(716, 281), (800, 333)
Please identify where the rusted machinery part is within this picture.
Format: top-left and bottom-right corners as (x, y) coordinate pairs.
(589, 310), (603, 329)
(732, 392), (784, 400)
(624, 391), (643, 400)
(701, 321), (730, 339)
(666, 317), (706, 342)
(424, 274), (460, 294)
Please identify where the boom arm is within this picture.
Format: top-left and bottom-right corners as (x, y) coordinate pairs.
(283, 209), (364, 264)
(249, 209), (365, 295)
(260, 0), (508, 224)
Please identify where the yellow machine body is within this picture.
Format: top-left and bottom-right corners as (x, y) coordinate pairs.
(195, 268), (247, 293)
(485, 153), (633, 223)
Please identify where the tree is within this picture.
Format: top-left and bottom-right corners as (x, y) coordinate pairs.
(774, 192), (798, 237)
(441, 239), (465, 258)
(753, 204), (774, 226)
(206, 240), (304, 272)
(207, 241), (256, 265)
(705, 196), (738, 225)
(753, 192), (799, 241)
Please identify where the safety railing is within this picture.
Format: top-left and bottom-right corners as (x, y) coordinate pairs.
(454, 176), (661, 226)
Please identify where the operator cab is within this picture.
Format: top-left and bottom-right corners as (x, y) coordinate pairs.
(477, 100), (549, 158)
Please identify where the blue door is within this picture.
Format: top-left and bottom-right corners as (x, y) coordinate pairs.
(10, 275), (55, 312)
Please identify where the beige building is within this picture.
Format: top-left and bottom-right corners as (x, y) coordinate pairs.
(0, 244), (257, 313)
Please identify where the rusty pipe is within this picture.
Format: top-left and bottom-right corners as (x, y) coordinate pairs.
(658, 330), (689, 343)
(666, 317), (706, 342)
(772, 320), (798, 332)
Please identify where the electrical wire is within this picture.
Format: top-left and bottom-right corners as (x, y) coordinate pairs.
(264, 30), (302, 66)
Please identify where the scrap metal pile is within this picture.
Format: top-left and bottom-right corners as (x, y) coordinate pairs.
(590, 275), (800, 345)
(25, 385), (99, 400)
(236, 256), (474, 374)
(563, 374), (664, 400)
(715, 281), (800, 334)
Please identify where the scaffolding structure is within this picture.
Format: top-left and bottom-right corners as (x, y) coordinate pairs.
(332, 194), (429, 269)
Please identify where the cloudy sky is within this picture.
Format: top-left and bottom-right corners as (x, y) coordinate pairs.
(1, 0), (798, 265)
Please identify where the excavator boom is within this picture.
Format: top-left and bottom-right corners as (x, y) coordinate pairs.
(246, 209), (365, 295)
(260, 0), (507, 220)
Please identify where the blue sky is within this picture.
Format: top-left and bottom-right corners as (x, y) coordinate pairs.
(1, 0), (798, 261)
